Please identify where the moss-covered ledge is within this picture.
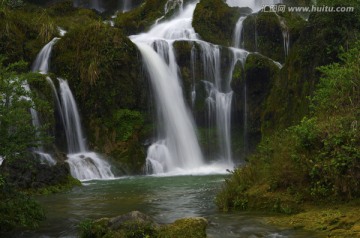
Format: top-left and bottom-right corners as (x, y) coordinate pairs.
(192, 0), (251, 46)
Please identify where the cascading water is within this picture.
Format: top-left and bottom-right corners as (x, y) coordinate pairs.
(233, 16), (246, 49)
(28, 36), (62, 166)
(131, 1), (249, 173)
(277, 15), (290, 58)
(134, 42), (204, 173)
(131, 3), (204, 174)
(58, 78), (114, 180)
(32, 35), (114, 180)
(199, 43), (234, 163)
(32, 38), (60, 74)
(58, 79), (87, 153)
(21, 46), (57, 166)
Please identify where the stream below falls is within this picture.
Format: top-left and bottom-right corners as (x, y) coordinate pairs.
(13, 175), (316, 237)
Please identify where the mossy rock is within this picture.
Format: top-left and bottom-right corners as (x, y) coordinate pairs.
(47, 1), (101, 33)
(231, 53), (280, 152)
(192, 0), (248, 46)
(243, 12), (284, 62)
(114, 0), (168, 35)
(0, 156), (79, 192)
(79, 211), (207, 238)
(158, 217), (207, 238)
(52, 21), (151, 173)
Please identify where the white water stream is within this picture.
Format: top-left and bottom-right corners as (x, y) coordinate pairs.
(131, 1), (250, 174)
(31, 33), (114, 180)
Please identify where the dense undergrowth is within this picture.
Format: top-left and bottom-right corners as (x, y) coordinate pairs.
(216, 41), (360, 212)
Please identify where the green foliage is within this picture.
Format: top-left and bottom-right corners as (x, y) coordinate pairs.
(108, 109), (145, 142)
(0, 176), (45, 231)
(0, 57), (52, 161)
(79, 219), (110, 238)
(261, 3), (360, 135)
(217, 41), (360, 212)
(0, 5), (58, 64)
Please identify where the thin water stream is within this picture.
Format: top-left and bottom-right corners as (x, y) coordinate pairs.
(15, 175), (316, 238)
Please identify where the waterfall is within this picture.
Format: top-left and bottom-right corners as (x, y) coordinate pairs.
(131, 1), (251, 173)
(131, 3), (205, 174)
(277, 15), (290, 58)
(28, 37), (62, 166)
(199, 43), (234, 163)
(32, 35), (114, 180)
(32, 38), (60, 74)
(134, 42), (204, 173)
(233, 16), (246, 49)
(58, 79), (87, 153)
(57, 78), (114, 180)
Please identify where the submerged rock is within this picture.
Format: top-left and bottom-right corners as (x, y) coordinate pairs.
(79, 211), (208, 238)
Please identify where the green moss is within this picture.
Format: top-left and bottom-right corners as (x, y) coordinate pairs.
(114, 0), (168, 35)
(48, 1), (100, 32)
(0, 5), (58, 65)
(158, 217), (207, 238)
(192, 0), (243, 46)
(78, 214), (207, 238)
(243, 12), (283, 62)
(52, 21), (151, 173)
(266, 201), (360, 237)
(231, 53), (280, 153)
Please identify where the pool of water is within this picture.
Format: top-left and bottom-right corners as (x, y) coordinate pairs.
(11, 175), (316, 237)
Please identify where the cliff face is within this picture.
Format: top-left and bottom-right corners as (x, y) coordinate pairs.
(2, 0), (359, 173)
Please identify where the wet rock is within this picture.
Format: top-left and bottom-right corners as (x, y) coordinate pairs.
(0, 156), (72, 189)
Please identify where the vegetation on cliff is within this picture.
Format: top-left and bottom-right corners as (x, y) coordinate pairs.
(52, 16), (151, 173)
(217, 41), (360, 213)
(0, 1), (58, 64)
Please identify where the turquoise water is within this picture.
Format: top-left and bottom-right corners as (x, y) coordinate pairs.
(14, 175), (316, 237)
